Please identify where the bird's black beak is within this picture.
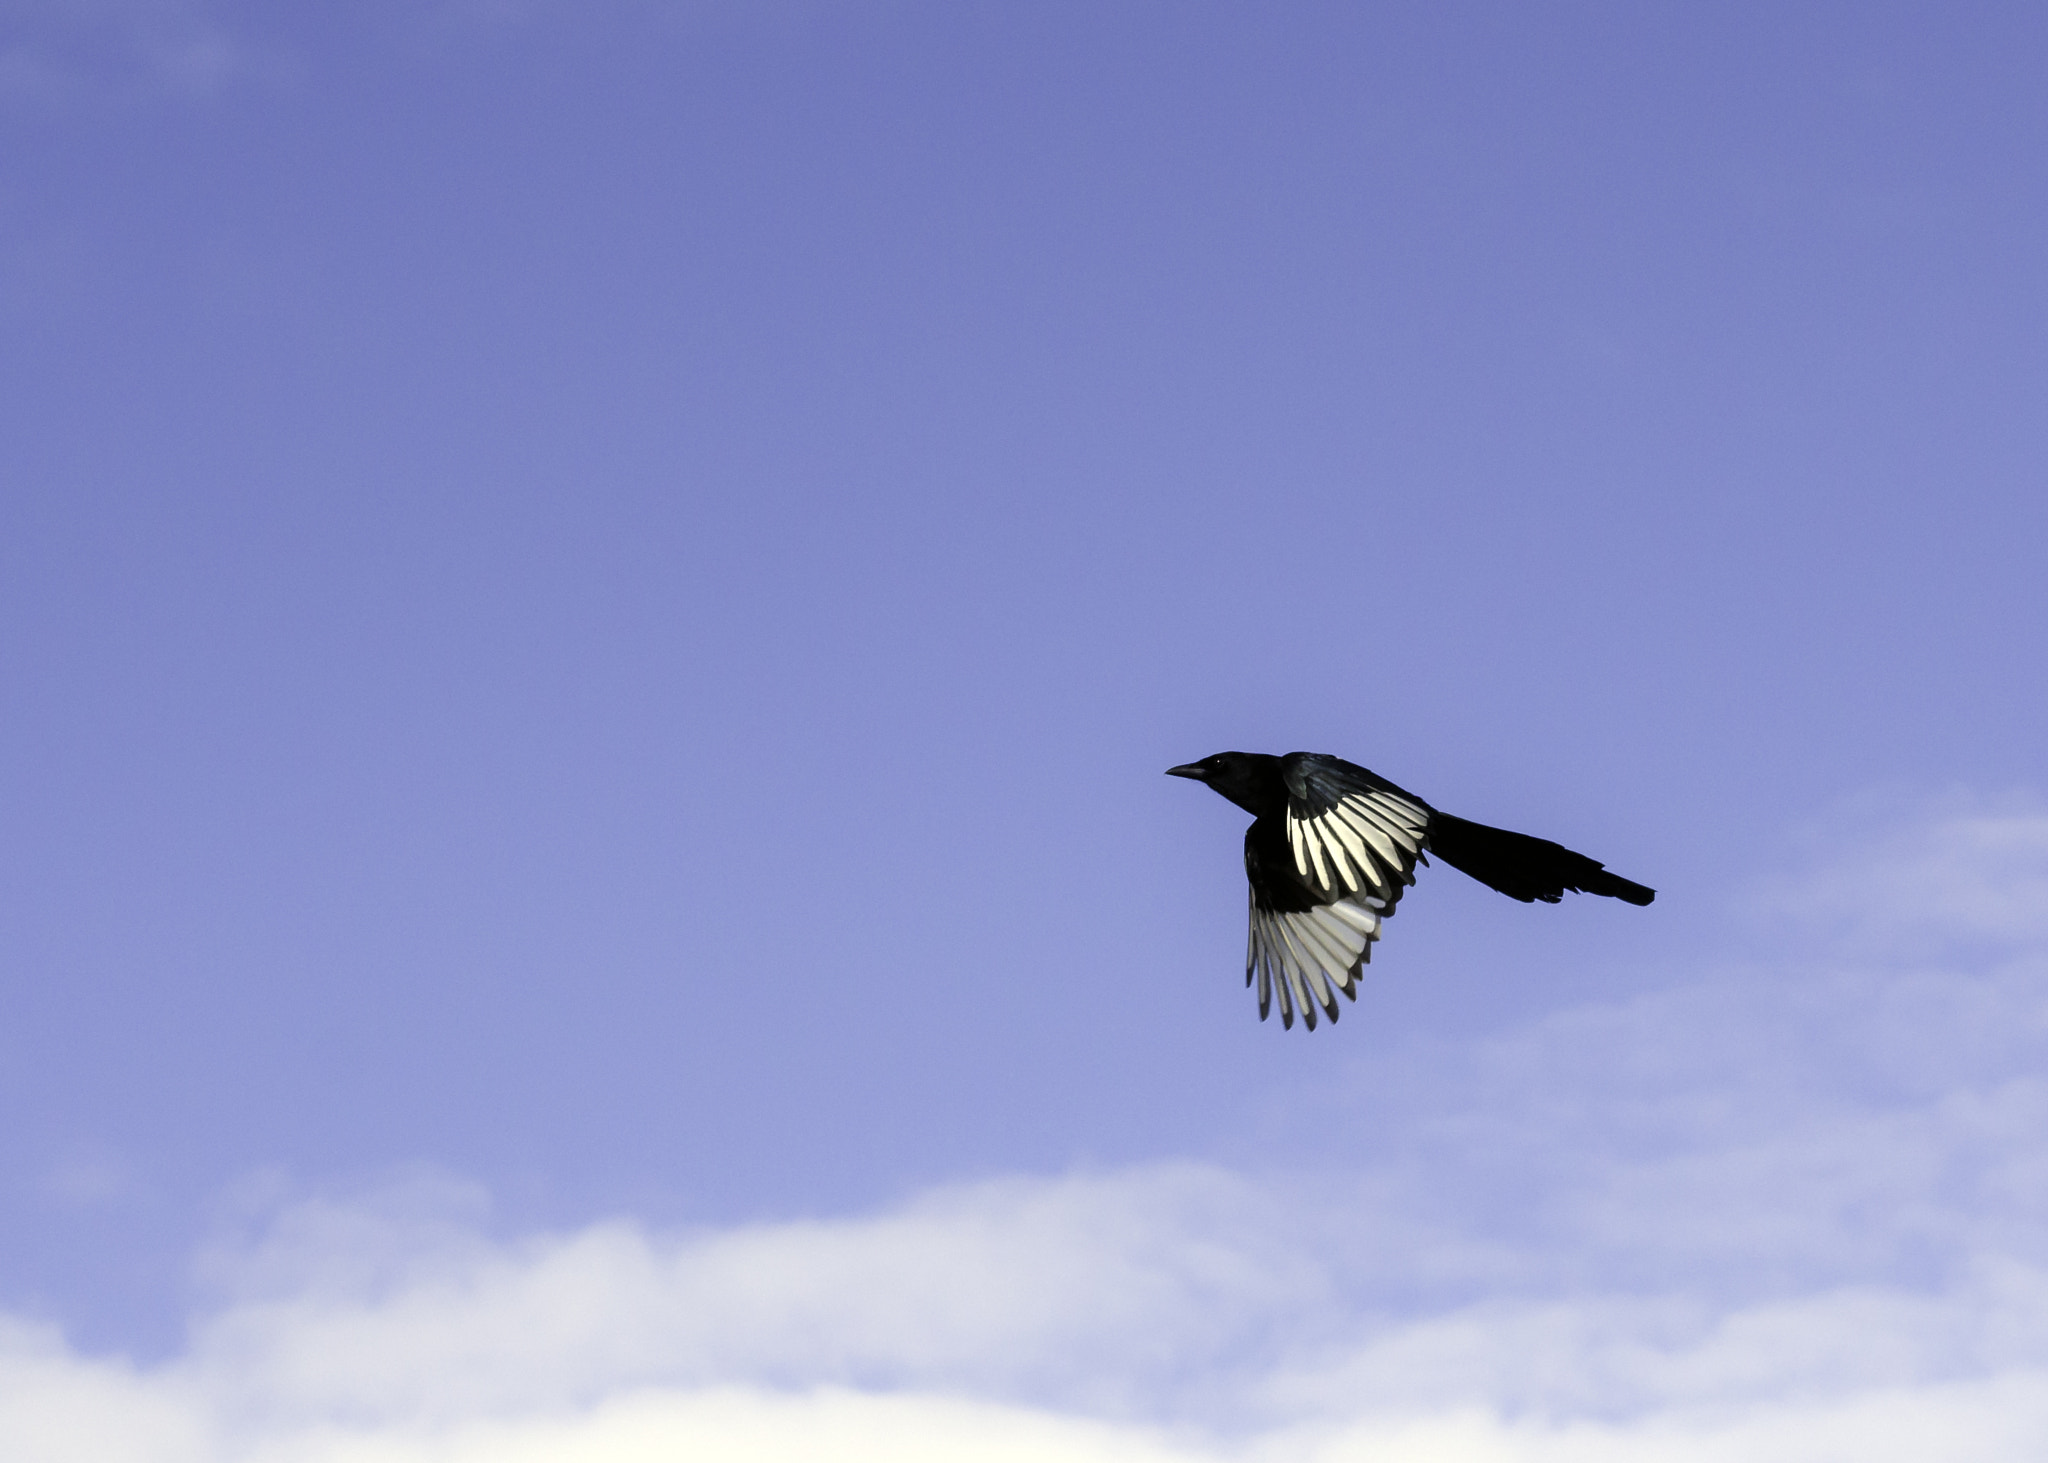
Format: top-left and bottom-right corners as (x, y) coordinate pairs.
(1165, 762), (1208, 781)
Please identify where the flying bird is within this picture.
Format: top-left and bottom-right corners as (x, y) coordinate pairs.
(1168, 751), (1654, 1030)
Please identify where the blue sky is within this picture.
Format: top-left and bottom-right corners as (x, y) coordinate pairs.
(3, 2), (2046, 1456)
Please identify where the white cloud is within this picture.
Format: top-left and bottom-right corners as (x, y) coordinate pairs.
(181, 1162), (1313, 1427)
(1757, 788), (2048, 958)
(6, 804), (2048, 1461)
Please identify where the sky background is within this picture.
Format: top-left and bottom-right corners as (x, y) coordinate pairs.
(3, 2), (2046, 1458)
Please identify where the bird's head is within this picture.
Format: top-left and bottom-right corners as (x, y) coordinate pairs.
(1166, 751), (1280, 816)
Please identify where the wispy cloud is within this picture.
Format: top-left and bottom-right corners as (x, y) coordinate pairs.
(0, 0), (283, 106)
(5, 801), (2046, 1460)
(37, 1155), (138, 1207)
(1758, 788), (2048, 960)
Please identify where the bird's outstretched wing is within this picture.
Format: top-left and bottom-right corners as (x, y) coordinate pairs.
(1243, 880), (1386, 1031)
(1281, 753), (1432, 903)
(1240, 755), (1436, 1031)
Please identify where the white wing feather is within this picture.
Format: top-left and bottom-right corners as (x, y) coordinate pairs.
(1245, 894), (1390, 1029)
(1288, 788), (1429, 898)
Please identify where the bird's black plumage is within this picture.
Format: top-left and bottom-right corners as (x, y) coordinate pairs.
(1167, 751), (1654, 1030)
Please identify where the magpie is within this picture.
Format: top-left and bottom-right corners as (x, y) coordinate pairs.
(1168, 751), (1654, 1030)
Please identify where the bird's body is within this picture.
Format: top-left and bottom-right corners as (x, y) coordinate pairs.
(1168, 751), (1654, 1030)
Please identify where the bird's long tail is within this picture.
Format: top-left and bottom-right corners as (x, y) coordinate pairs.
(1427, 813), (1655, 906)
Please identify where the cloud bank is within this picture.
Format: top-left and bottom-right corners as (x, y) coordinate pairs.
(7, 798), (2047, 1461)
